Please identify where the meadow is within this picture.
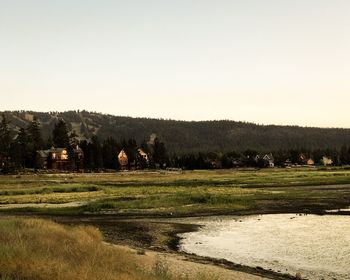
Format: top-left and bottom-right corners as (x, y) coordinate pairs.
(1, 168), (350, 280)
(0, 168), (350, 216)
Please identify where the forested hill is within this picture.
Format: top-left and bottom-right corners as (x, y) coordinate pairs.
(2, 110), (350, 153)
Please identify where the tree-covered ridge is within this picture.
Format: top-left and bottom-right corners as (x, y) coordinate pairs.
(2, 110), (350, 153)
(2, 112), (350, 172)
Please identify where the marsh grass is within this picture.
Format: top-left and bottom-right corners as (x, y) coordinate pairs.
(1, 169), (350, 215)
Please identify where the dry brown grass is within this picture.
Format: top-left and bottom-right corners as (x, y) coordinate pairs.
(0, 217), (162, 280)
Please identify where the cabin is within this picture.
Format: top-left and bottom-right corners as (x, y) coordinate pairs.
(138, 148), (149, 162)
(118, 149), (150, 170)
(37, 146), (84, 171)
(299, 154), (307, 165)
(37, 150), (50, 169)
(37, 147), (69, 170)
(118, 150), (129, 170)
(263, 154), (275, 168)
(137, 148), (149, 169)
(254, 155), (260, 162)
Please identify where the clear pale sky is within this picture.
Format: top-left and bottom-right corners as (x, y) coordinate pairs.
(1, 0), (349, 127)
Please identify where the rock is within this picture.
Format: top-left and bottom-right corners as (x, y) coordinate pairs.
(296, 272), (302, 279)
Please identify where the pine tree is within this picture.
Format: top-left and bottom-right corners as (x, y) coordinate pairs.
(102, 137), (119, 169)
(52, 120), (70, 148)
(152, 138), (168, 168)
(90, 136), (103, 170)
(16, 128), (29, 167)
(27, 118), (44, 168)
(340, 146), (349, 165)
(0, 114), (11, 156)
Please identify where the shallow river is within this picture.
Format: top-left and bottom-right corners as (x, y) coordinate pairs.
(179, 214), (350, 280)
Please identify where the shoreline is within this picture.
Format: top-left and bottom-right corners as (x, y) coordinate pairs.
(4, 209), (348, 280)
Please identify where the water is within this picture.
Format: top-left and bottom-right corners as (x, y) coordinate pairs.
(326, 206), (350, 213)
(179, 214), (350, 280)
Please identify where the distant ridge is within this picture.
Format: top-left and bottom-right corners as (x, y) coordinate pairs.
(2, 110), (350, 153)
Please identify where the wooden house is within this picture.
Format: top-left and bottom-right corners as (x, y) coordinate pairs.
(136, 148), (149, 169)
(299, 154), (307, 165)
(37, 146), (84, 171)
(138, 149), (149, 162)
(263, 154), (275, 168)
(118, 150), (129, 170)
(44, 148), (69, 170)
(37, 150), (50, 169)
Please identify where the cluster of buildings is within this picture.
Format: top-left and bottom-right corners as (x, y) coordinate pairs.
(117, 148), (149, 170)
(285, 154), (333, 167)
(35, 147), (149, 171)
(1, 147), (335, 172)
(231, 153), (333, 168)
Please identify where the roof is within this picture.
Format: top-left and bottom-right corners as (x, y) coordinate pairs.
(263, 154), (274, 161)
(118, 150), (128, 158)
(138, 149), (148, 157)
(37, 150), (50, 157)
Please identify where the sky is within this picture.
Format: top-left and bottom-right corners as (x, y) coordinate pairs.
(1, 0), (350, 128)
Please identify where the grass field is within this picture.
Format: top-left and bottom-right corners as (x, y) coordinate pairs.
(1, 169), (350, 280)
(0, 217), (220, 280)
(0, 168), (350, 216)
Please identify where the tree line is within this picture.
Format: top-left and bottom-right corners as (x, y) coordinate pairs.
(1, 114), (350, 173)
(0, 115), (168, 173)
(171, 148), (350, 170)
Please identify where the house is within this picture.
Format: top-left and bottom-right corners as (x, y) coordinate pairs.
(48, 147), (69, 170)
(37, 150), (50, 169)
(263, 154), (275, 167)
(37, 146), (84, 171)
(299, 154), (307, 165)
(306, 158), (315, 166)
(137, 148), (149, 169)
(118, 149), (150, 171)
(118, 150), (129, 170)
(321, 156), (333, 166)
(138, 149), (149, 162)
(37, 147), (69, 170)
(254, 155), (260, 162)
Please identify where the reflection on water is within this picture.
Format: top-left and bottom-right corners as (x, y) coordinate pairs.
(326, 206), (350, 213)
(179, 214), (350, 280)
